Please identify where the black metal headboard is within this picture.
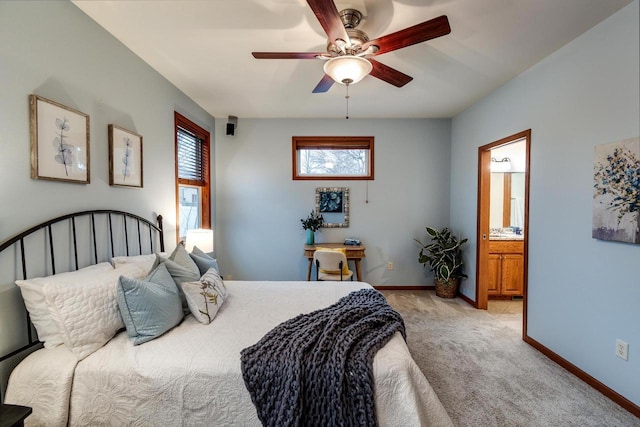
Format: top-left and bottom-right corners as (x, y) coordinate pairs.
(0, 210), (164, 367)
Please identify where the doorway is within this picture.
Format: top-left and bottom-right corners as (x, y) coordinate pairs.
(476, 130), (530, 339)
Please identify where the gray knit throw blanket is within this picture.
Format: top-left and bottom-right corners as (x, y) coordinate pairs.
(240, 288), (406, 427)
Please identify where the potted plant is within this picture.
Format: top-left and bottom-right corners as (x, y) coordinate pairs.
(301, 210), (324, 245)
(415, 226), (468, 298)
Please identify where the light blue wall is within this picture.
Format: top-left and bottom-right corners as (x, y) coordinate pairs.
(214, 118), (451, 285)
(3, 0), (637, 411)
(451, 0), (639, 406)
(0, 1), (215, 244)
(0, 0), (215, 392)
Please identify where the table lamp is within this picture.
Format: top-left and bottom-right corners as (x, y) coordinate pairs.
(185, 228), (214, 253)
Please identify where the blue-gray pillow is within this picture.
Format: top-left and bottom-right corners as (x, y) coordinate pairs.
(152, 255), (200, 314)
(189, 246), (220, 275)
(117, 263), (184, 345)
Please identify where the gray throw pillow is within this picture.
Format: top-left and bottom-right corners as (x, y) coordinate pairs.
(168, 244), (200, 276)
(189, 245), (220, 275)
(153, 243), (200, 311)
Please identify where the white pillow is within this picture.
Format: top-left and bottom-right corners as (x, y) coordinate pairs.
(200, 268), (228, 301)
(42, 263), (144, 360)
(181, 268), (228, 325)
(15, 263), (115, 348)
(111, 252), (168, 277)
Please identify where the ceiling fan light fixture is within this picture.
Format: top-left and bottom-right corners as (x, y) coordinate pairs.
(323, 56), (373, 85)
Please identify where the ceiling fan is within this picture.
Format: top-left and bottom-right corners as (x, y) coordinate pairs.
(252, 0), (451, 93)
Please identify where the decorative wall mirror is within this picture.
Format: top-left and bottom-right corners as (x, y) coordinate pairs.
(315, 187), (349, 228)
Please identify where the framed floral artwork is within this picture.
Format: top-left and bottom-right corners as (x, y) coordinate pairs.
(29, 94), (90, 184)
(109, 124), (143, 188)
(592, 137), (639, 244)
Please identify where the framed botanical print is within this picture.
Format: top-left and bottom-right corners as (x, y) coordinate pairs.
(29, 94), (90, 184)
(109, 124), (143, 188)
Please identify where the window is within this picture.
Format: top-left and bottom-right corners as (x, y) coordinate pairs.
(292, 136), (374, 180)
(175, 112), (210, 242)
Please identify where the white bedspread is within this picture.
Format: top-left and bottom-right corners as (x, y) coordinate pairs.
(7, 281), (453, 426)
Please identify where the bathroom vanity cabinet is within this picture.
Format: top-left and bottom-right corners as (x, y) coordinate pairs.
(488, 240), (524, 297)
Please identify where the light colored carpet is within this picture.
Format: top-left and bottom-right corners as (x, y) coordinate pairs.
(380, 290), (640, 427)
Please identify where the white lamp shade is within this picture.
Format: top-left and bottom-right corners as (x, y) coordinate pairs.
(185, 228), (214, 253)
(323, 56), (373, 85)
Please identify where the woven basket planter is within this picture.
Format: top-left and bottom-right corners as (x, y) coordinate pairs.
(434, 278), (459, 299)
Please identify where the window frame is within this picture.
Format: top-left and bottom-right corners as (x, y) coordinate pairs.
(292, 136), (374, 180)
(175, 112), (211, 243)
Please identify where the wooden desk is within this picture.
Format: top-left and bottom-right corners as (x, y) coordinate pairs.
(304, 243), (366, 282)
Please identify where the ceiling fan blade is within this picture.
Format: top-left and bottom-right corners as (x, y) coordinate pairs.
(369, 59), (413, 87)
(252, 52), (326, 60)
(312, 74), (335, 93)
(306, 0), (350, 45)
(364, 15), (451, 55)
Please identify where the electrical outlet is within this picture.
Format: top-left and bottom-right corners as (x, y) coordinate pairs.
(616, 339), (628, 361)
(225, 275), (232, 281)
(387, 262), (394, 270)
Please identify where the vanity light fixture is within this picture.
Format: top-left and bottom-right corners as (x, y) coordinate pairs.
(490, 157), (512, 172)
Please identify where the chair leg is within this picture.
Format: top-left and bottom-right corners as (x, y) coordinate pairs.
(315, 259), (320, 281)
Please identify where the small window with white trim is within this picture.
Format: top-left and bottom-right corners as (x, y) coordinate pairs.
(292, 136), (374, 180)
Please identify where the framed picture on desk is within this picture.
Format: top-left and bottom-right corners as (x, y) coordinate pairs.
(316, 187), (349, 227)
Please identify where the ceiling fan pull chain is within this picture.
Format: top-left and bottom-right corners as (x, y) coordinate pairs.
(345, 82), (350, 119)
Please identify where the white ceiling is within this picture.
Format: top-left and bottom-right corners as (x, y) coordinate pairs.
(72, 0), (631, 120)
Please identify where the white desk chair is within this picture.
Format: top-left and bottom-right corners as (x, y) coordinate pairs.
(313, 249), (354, 281)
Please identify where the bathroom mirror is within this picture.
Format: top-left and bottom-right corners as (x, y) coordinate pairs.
(490, 172), (525, 229)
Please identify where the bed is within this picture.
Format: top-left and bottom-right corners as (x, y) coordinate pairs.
(0, 210), (453, 426)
